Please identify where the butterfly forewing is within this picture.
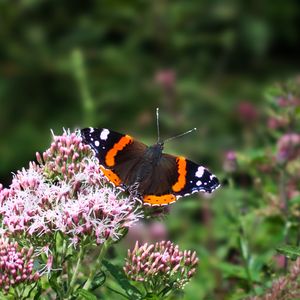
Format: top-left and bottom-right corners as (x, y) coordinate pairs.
(81, 127), (147, 186)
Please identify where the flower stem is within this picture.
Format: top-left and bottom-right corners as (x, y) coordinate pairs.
(68, 244), (86, 296)
(280, 167), (290, 270)
(82, 241), (110, 290)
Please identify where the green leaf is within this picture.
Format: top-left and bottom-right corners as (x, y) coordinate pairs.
(103, 260), (142, 299)
(77, 289), (98, 300)
(143, 293), (161, 300)
(215, 262), (247, 280)
(239, 235), (249, 261)
(49, 272), (62, 297)
(276, 245), (300, 260)
(31, 282), (42, 300)
(295, 106), (300, 118)
(91, 270), (106, 291)
(289, 195), (300, 205)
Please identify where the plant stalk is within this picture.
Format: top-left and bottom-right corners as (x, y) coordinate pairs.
(82, 241), (110, 290)
(68, 245), (86, 296)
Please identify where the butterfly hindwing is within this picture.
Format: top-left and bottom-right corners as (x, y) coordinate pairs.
(142, 153), (220, 206)
(175, 157), (220, 195)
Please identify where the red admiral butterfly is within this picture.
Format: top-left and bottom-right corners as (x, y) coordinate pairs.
(81, 113), (219, 206)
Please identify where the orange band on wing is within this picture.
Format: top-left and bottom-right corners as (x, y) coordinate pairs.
(172, 156), (187, 192)
(105, 135), (133, 167)
(143, 194), (176, 206)
(100, 166), (122, 186)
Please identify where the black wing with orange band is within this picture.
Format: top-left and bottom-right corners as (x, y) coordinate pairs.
(142, 154), (220, 206)
(81, 127), (147, 187)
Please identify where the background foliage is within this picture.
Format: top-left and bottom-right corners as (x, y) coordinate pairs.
(1, 1), (300, 299)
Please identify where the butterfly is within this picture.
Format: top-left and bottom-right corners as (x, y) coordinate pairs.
(81, 124), (220, 206)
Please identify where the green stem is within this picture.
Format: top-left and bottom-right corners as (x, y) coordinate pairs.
(82, 241), (110, 290)
(238, 229), (255, 293)
(68, 244), (86, 296)
(280, 168), (290, 270)
(71, 49), (95, 125)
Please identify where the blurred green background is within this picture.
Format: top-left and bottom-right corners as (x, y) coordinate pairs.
(1, 1), (300, 299)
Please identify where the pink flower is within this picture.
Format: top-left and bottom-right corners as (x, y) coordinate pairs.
(0, 130), (143, 247)
(124, 240), (198, 290)
(0, 238), (39, 294)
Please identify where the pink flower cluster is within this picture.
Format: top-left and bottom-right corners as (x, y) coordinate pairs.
(124, 240), (198, 290)
(0, 238), (39, 294)
(0, 131), (142, 247)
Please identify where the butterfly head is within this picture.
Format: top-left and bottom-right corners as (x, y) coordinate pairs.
(151, 141), (164, 152)
(146, 142), (164, 162)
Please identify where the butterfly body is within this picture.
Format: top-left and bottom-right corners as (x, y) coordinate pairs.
(81, 127), (220, 206)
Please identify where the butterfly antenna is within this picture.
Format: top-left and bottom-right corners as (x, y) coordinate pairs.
(164, 127), (197, 144)
(156, 107), (161, 143)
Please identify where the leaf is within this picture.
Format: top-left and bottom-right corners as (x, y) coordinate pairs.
(91, 270), (106, 291)
(32, 282), (42, 300)
(49, 272), (62, 297)
(248, 255), (265, 282)
(77, 289), (98, 300)
(239, 235), (249, 261)
(215, 262), (247, 280)
(276, 245), (300, 260)
(289, 195), (300, 205)
(102, 260), (142, 299)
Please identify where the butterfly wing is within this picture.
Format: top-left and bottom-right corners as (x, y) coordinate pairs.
(81, 127), (147, 187)
(142, 153), (220, 206)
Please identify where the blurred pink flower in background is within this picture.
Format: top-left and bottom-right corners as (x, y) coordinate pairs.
(237, 101), (259, 125)
(267, 117), (289, 130)
(273, 254), (286, 269)
(276, 133), (300, 162)
(148, 221), (168, 241)
(124, 221), (168, 248)
(223, 150), (238, 173)
(277, 97), (300, 107)
(155, 69), (176, 90)
(287, 180), (300, 200)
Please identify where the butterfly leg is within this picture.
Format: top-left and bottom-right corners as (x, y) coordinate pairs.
(128, 181), (141, 201)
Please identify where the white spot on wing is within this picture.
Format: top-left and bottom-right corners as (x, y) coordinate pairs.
(196, 180), (202, 186)
(89, 127), (94, 133)
(196, 166), (205, 178)
(100, 129), (109, 140)
(94, 140), (100, 147)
